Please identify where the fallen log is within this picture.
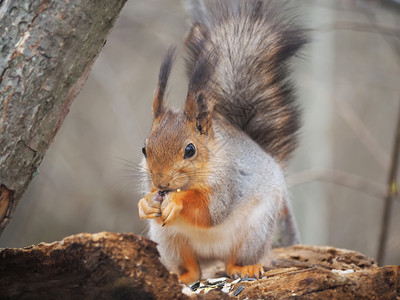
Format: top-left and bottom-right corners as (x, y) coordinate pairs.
(0, 232), (398, 299)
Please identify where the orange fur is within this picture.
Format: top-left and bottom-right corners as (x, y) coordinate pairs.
(226, 244), (263, 279)
(170, 188), (211, 228)
(226, 262), (263, 279)
(178, 244), (201, 284)
(145, 110), (212, 191)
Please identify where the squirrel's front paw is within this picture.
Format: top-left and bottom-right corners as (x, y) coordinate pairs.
(138, 192), (162, 220)
(161, 196), (183, 226)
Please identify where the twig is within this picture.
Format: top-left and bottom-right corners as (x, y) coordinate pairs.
(362, 7), (400, 65)
(355, 8), (400, 265)
(287, 169), (386, 199)
(376, 101), (400, 265)
(334, 97), (390, 171)
(320, 21), (400, 38)
(300, 75), (390, 171)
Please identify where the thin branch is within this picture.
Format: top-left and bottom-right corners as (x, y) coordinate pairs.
(356, 7), (400, 265)
(320, 21), (400, 38)
(334, 98), (390, 170)
(287, 169), (386, 199)
(362, 7), (400, 65)
(300, 75), (390, 171)
(376, 101), (400, 265)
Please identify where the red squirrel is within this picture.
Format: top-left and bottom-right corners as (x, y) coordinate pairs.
(137, 0), (308, 284)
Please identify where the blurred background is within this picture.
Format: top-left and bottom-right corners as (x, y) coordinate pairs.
(1, 0), (399, 265)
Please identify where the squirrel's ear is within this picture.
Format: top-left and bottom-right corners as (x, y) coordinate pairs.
(185, 92), (213, 135)
(184, 53), (215, 135)
(153, 46), (176, 118)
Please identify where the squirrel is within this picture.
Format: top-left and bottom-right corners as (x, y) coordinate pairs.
(137, 0), (308, 284)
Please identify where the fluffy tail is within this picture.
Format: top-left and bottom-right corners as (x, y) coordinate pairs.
(185, 0), (308, 163)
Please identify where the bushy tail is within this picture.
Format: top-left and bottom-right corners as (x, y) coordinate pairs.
(185, 0), (308, 163)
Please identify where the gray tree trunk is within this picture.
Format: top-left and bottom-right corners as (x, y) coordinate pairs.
(0, 0), (126, 235)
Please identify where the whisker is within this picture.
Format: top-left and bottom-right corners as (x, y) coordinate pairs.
(140, 221), (151, 236)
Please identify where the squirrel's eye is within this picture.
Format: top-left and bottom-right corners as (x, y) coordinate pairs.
(142, 145), (147, 158)
(184, 143), (196, 159)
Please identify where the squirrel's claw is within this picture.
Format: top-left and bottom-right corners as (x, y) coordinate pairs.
(161, 200), (183, 226)
(138, 193), (161, 220)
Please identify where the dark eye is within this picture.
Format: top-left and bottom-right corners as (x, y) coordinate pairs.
(184, 143), (196, 159)
(142, 145), (147, 158)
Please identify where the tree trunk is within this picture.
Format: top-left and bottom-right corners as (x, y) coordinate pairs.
(0, 0), (126, 235)
(0, 232), (398, 299)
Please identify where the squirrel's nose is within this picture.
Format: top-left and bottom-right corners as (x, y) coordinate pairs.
(153, 173), (170, 190)
(157, 183), (170, 190)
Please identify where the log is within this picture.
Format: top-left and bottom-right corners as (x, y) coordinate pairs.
(0, 232), (398, 299)
(0, 232), (186, 300)
(0, 0), (126, 235)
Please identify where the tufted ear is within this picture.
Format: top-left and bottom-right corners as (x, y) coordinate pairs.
(184, 54), (215, 135)
(153, 46), (176, 118)
(185, 91), (212, 135)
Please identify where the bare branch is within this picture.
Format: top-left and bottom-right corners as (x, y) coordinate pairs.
(301, 75), (390, 171)
(352, 7), (400, 265)
(320, 21), (400, 38)
(287, 169), (386, 199)
(377, 100), (400, 264)
(334, 98), (390, 170)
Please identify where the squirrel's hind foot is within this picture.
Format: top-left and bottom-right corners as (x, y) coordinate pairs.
(226, 263), (263, 280)
(179, 270), (200, 285)
(178, 244), (201, 285)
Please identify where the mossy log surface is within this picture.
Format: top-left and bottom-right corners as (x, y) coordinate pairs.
(0, 0), (126, 235)
(0, 232), (398, 299)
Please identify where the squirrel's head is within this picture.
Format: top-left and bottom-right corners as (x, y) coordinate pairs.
(142, 46), (215, 191)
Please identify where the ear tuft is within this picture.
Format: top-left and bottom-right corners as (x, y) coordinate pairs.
(184, 51), (216, 135)
(153, 46), (176, 118)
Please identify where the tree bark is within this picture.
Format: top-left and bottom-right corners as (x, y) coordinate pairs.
(0, 0), (126, 235)
(0, 232), (398, 299)
(0, 232), (186, 300)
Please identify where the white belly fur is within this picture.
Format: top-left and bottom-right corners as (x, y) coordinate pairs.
(171, 195), (271, 260)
